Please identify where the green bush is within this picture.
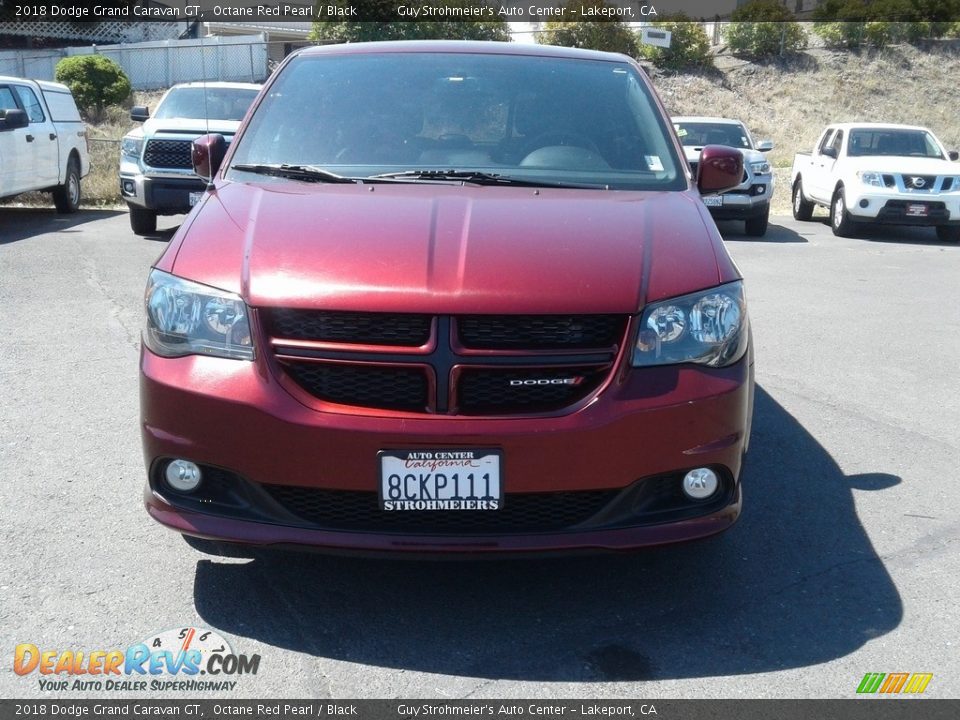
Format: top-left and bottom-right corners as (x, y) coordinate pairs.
(538, 0), (639, 56)
(725, 0), (808, 57)
(54, 55), (131, 118)
(638, 16), (714, 71)
(812, 0), (960, 46)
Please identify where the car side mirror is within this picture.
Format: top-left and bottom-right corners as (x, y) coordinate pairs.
(192, 133), (227, 180)
(949, 150), (959, 161)
(822, 146), (837, 159)
(697, 145), (744, 195)
(0, 108), (29, 131)
(756, 140), (774, 152)
(130, 106), (150, 122)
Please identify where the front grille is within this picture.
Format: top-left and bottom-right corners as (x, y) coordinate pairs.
(900, 174), (938, 191)
(143, 139), (193, 169)
(267, 309), (432, 346)
(269, 312), (627, 416)
(282, 362), (428, 412)
(263, 485), (619, 534)
(457, 366), (609, 415)
(457, 315), (624, 350)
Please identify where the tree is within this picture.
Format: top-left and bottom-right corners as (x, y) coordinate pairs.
(812, 0), (960, 46)
(638, 15), (714, 71)
(54, 55), (131, 119)
(538, 0), (639, 56)
(725, 0), (808, 58)
(311, 1), (510, 43)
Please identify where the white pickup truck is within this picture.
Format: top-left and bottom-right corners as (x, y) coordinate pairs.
(791, 122), (960, 241)
(0, 76), (89, 212)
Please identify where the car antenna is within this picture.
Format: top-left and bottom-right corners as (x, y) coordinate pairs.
(200, 24), (213, 189)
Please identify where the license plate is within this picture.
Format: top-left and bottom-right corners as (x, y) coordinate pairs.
(189, 191), (203, 207)
(379, 449), (503, 511)
(906, 203), (928, 217)
(702, 195), (723, 207)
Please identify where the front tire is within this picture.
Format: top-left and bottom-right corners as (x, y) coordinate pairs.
(744, 207), (769, 237)
(792, 178), (813, 221)
(830, 188), (856, 237)
(936, 225), (960, 242)
(129, 206), (157, 235)
(52, 158), (81, 213)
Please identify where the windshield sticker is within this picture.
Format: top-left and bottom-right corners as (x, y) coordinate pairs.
(674, 127), (687, 137)
(645, 156), (664, 172)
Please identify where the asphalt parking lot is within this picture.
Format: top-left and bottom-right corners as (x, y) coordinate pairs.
(0, 208), (957, 699)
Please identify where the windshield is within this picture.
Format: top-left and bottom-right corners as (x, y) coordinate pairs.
(847, 128), (944, 159)
(673, 121), (752, 150)
(229, 52), (685, 190)
(154, 87), (259, 121)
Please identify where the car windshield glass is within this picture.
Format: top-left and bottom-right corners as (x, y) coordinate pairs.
(848, 128), (944, 159)
(154, 87), (259, 121)
(229, 52), (685, 191)
(673, 122), (752, 150)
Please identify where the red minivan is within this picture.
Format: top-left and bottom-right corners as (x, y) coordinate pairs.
(140, 41), (752, 554)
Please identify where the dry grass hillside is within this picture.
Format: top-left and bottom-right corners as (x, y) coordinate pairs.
(5, 43), (959, 213)
(654, 41), (960, 214)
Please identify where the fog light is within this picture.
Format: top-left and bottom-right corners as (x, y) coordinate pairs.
(165, 459), (202, 493)
(121, 180), (135, 195)
(682, 468), (718, 500)
(859, 199), (869, 208)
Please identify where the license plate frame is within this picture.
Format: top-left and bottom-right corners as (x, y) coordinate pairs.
(702, 195), (723, 207)
(378, 449), (503, 511)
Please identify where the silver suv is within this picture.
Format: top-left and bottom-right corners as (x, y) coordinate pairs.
(673, 116), (775, 237)
(119, 82), (260, 235)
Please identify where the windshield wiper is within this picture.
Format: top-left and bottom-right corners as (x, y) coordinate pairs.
(231, 163), (360, 184)
(372, 169), (605, 189)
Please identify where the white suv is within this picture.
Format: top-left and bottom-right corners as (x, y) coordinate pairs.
(119, 81), (260, 235)
(673, 116), (775, 237)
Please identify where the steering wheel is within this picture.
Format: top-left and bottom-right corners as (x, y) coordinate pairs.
(528, 131), (601, 155)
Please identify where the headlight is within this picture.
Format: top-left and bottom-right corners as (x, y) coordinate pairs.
(632, 281), (748, 368)
(749, 161), (770, 175)
(858, 171), (885, 188)
(143, 269), (254, 360)
(121, 135), (143, 159)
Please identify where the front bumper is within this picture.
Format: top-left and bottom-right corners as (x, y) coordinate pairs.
(845, 186), (960, 225)
(704, 175), (773, 221)
(120, 163), (205, 214)
(141, 348), (753, 554)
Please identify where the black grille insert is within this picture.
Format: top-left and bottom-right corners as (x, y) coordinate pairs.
(267, 309), (432, 346)
(143, 139), (193, 169)
(263, 485), (619, 534)
(282, 362), (428, 411)
(457, 315), (624, 350)
(457, 366), (609, 414)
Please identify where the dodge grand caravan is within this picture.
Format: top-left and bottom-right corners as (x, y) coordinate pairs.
(140, 42), (753, 554)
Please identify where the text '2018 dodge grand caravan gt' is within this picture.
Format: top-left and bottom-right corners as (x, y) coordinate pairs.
(140, 41), (753, 555)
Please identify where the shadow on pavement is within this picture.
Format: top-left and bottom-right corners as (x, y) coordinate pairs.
(717, 220), (808, 243)
(810, 216), (959, 246)
(192, 386), (902, 681)
(0, 208), (123, 245)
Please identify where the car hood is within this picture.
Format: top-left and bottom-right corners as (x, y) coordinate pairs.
(842, 155), (958, 174)
(164, 180), (736, 315)
(139, 117), (241, 136)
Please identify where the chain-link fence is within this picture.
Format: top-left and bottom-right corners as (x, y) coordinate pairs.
(0, 35), (270, 90)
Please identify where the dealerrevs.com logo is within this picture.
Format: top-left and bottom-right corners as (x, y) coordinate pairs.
(14, 627), (261, 692)
(857, 672), (933, 695)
